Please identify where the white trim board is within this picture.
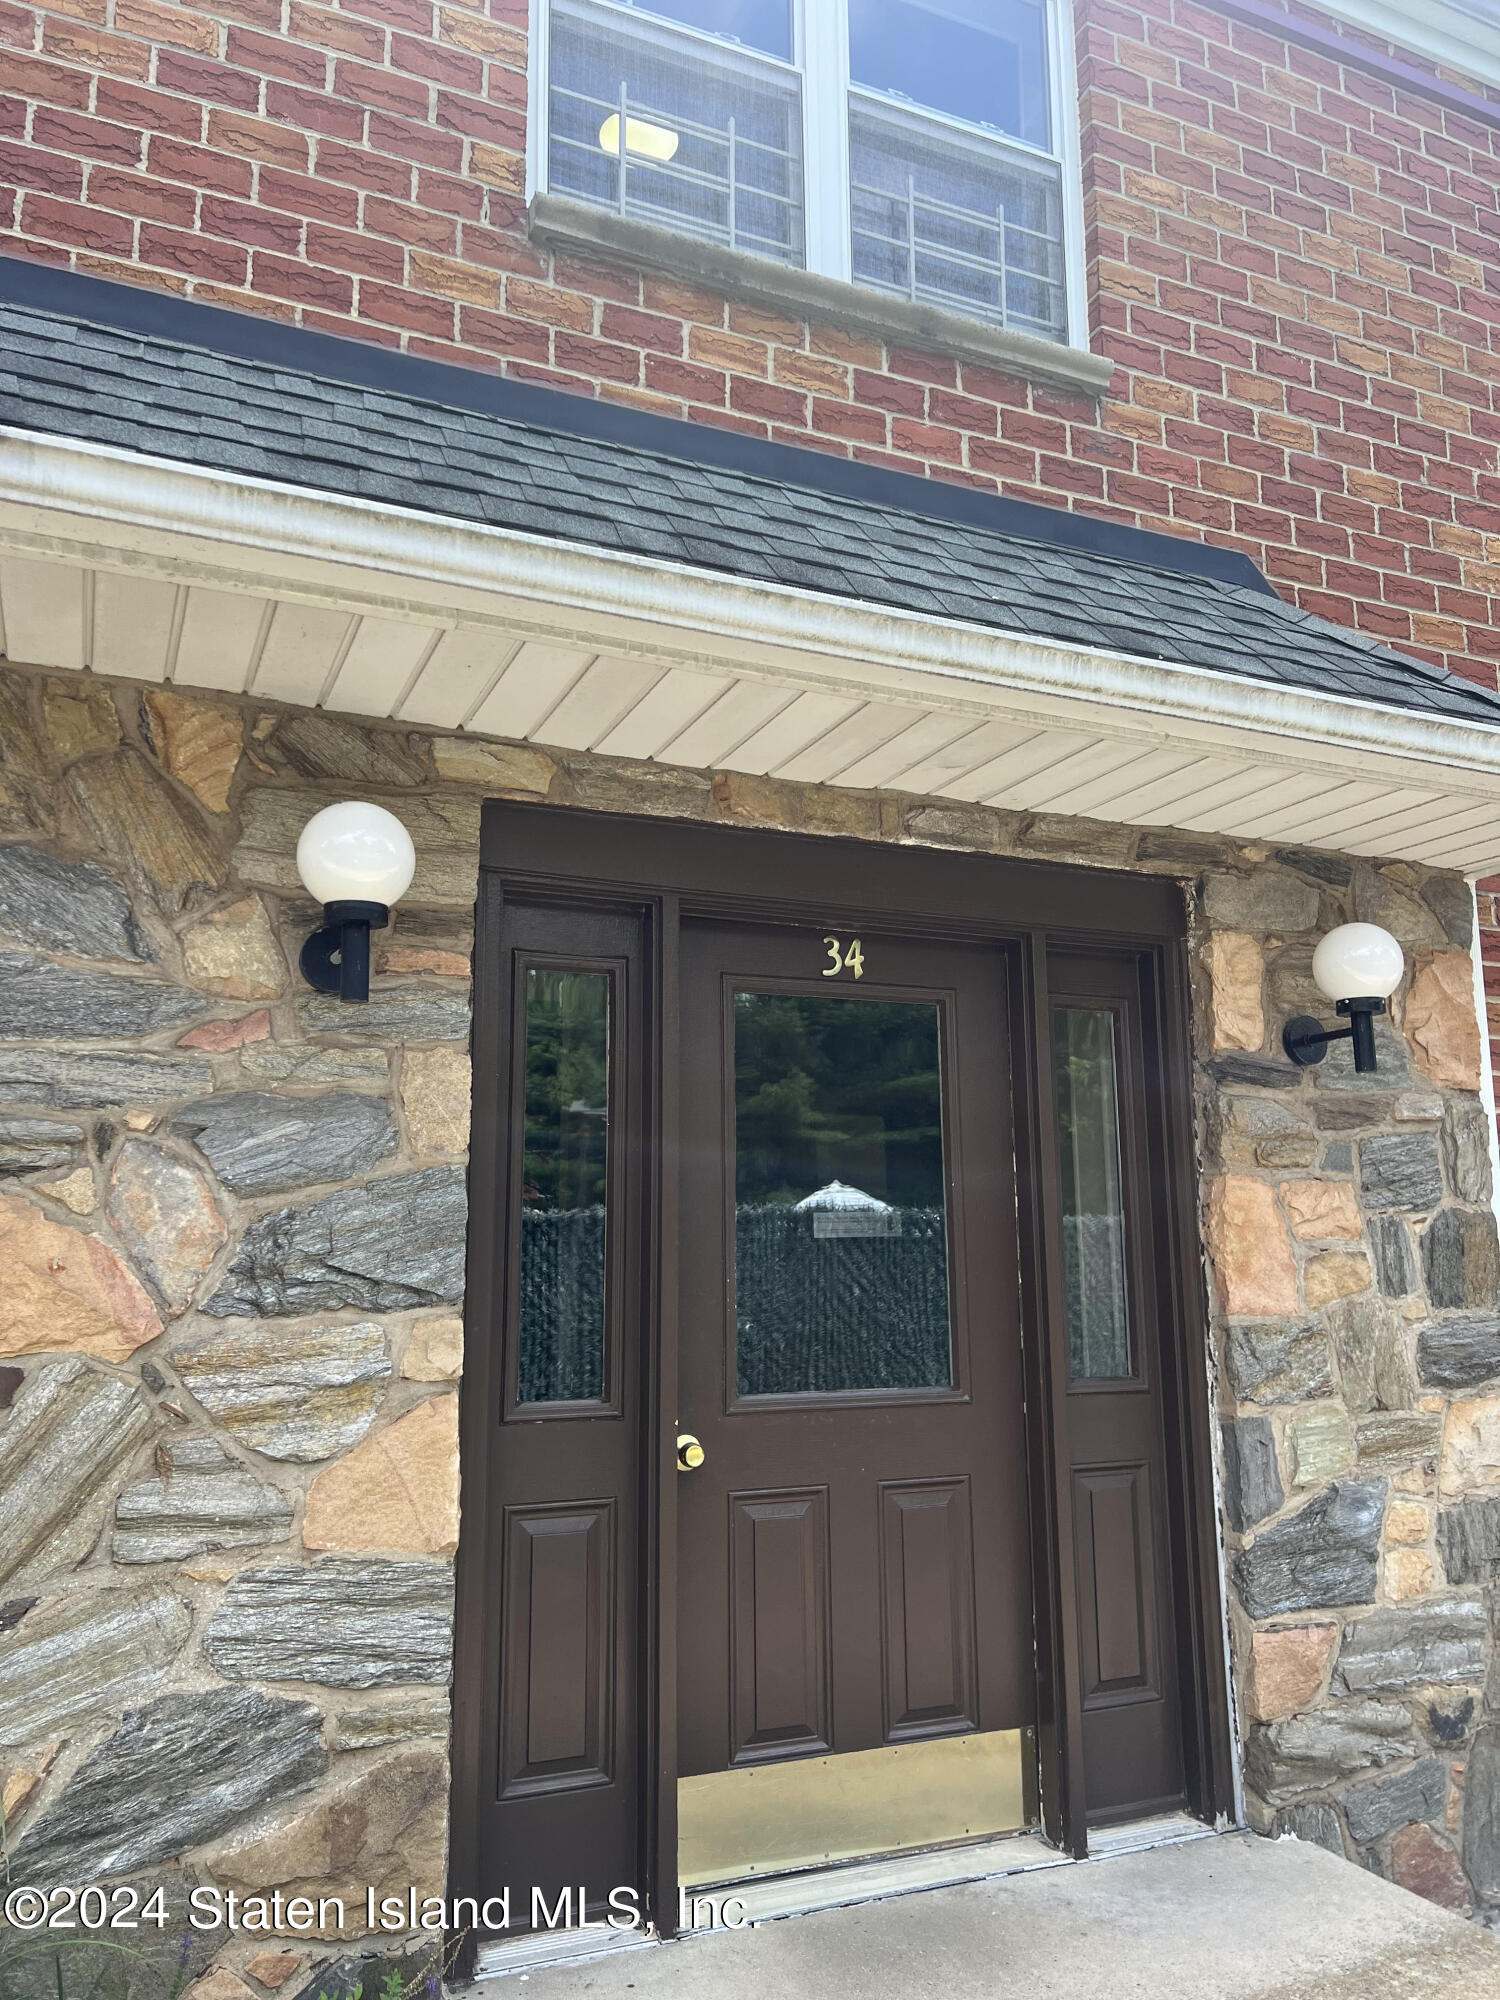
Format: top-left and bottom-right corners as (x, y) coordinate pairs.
(1309, 0), (1500, 93)
(5, 427), (1500, 872)
(1468, 889), (1500, 1241)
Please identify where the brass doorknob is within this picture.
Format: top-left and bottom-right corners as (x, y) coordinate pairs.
(677, 1432), (705, 1472)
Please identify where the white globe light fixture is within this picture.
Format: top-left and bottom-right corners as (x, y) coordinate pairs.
(1284, 921), (1404, 1074)
(295, 801), (416, 1004)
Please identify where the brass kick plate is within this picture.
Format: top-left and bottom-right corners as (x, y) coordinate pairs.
(678, 1728), (1030, 1888)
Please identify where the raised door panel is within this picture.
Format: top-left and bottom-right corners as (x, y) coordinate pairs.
(499, 1500), (615, 1797)
(729, 1489), (832, 1764)
(879, 1478), (979, 1740)
(1073, 1465), (1158, 1708)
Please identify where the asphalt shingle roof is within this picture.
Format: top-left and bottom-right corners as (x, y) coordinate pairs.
(4, 297), (1499, 730)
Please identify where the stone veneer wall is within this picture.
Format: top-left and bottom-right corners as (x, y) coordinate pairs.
(0, 654), (1497, 1996)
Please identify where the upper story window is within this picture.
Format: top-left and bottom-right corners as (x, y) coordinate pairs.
(540, 0), (1081, 345)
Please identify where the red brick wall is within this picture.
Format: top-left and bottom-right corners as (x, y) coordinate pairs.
(3, 0), (1500, 1058)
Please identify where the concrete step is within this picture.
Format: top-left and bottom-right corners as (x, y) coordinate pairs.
(479, 1831), (1500, 2000)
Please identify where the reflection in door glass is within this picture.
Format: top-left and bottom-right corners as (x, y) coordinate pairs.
(1053, 1007), (1132, 1381)
(517, 968), (609, 1403)
(733, 992), (953, 1395)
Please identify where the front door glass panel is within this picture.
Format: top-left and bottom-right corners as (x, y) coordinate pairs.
(517, 966), (610, 1404)
(732, 991), (953, 1395)
(1053, 1005), (1132, 1382)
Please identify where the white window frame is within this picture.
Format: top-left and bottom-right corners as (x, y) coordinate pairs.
(528, 0), (1090, 351)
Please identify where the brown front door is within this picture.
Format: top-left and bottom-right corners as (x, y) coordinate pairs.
(452, 805), (1236, 1954)
(675, 917), (1035, 1879)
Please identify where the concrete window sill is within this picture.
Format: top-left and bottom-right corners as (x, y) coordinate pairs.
(528, 193), (1116, 401)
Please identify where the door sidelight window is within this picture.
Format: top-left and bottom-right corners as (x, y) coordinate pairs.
(517, 966), (612, 1404)
(1053, 1005), (1132, 1382)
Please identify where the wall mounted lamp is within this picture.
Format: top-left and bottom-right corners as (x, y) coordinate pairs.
(296, 801), (416, 1004)
(1282, 922), (1404, 1075)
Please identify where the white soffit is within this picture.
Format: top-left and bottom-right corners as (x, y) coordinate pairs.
(4, 428), (1500, 876)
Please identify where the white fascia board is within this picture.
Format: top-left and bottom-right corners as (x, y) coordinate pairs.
(6, 425), (1500, 829)
(1309, 0), (1500, 91)
(1467, 894), (1500, 1250)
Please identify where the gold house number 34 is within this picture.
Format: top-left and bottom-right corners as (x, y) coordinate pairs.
(822, 936), (865, 979)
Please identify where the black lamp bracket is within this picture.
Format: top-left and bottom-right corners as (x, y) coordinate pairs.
(1282, 995), (1386, 1073)
(299, 898), (391, 1004)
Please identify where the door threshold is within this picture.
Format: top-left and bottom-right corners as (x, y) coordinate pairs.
(684, 1831), (1069, 1930)
(473, 1926), (656, 1981)
(687, 1811), (1223, 1931)
(1086, 1810), (1216, 1859)
(469, 1816), (1226, 1981)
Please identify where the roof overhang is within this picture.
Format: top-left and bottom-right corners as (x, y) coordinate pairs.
(4, 427), (1500, 877)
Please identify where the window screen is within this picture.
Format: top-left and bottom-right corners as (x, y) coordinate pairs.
(549, 2), (805, 265)
(849, 103), (1066, 338)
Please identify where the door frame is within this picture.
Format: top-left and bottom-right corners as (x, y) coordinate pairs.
(451, 802), (1234, 1954)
